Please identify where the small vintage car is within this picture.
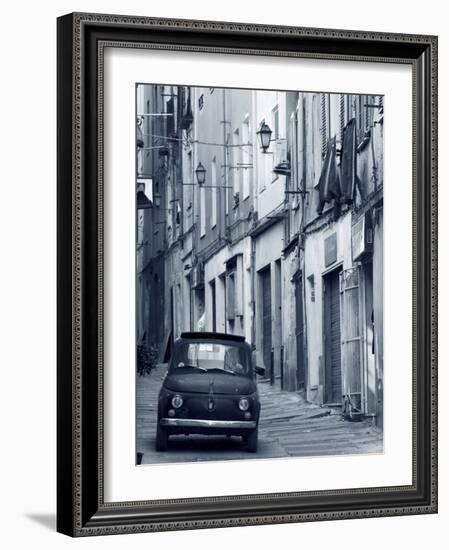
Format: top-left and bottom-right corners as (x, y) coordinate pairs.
(156, 332), (265, 452)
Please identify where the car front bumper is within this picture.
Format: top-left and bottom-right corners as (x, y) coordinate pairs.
(159, 418), (257, 430)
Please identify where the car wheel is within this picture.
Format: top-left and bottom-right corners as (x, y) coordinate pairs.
(245, 429), (258, 453)
(155, 425), (168, 451)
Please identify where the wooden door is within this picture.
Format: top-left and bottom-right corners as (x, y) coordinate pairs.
(260, 267), (272, 375)
(295, 275), (305, 389)
(324, 269), (342, 403)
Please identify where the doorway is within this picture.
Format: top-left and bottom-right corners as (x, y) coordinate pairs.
(295, 273), (306, 390)
(323, 267), (342, 404)
(260, 266), (272, 376)
(209, 279), (217, 333)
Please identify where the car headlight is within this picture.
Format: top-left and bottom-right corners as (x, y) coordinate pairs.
(171, 394), (183, 409)
(238, 397), (250, 411)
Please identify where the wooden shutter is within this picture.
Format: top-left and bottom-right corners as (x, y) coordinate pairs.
(340, 266), (364, 414)
(320, 93), (328, 158)
(339, 93), (345, 140)
(378, 95), (384, 113)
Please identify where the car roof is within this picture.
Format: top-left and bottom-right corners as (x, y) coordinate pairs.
(180, 331), (246, 343)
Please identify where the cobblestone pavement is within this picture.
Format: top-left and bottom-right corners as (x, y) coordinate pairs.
(136, 365), (383, 465)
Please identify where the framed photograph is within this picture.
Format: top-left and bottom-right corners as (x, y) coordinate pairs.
(57, 12), (438, 536)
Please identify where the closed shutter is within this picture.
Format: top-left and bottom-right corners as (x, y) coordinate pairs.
(320, 93), (328, 158)
(364, 95), (370, 131)
(355, 95), (364, 144)
(340, 266), (364, 416)
(339, 93), (346, 142)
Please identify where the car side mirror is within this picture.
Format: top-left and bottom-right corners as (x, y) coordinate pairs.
(254, 366), (265, 377)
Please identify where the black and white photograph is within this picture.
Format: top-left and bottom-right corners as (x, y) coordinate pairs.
(0, 0), (442, 544)
(135, 83), (384, 464)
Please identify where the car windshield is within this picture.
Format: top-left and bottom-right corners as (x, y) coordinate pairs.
(172, 341), (249, 376)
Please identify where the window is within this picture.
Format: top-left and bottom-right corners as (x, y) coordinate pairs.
(211, 157), (217, 228)
(328, 94), (340, 143)
(320, 93), (343, 157)
(353, 95), (376, 145)
(271, 104), (285, 182)
(200, 184), (206, 237)
(226, 271), (235, 321)
(172, 341), (249, 375)
(241, 116), (251, 199)
(225, 255), (244, 324)
(272, 105), (279, 181)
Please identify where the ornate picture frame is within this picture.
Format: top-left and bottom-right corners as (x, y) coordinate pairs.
(57, 12), (437, 536)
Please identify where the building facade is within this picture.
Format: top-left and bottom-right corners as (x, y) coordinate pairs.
(137, 84), (384, 425)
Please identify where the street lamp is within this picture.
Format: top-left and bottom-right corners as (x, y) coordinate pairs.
(256, 122), (273, 153)
(182, 161), (231, 188)
(195, 162), (206, 186)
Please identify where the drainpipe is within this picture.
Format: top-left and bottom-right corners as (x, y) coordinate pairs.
(370, 126), (378, 191)
(177, 86), (184, 242)
(191, 87), (197, 328)
(301, 93), (309, 394)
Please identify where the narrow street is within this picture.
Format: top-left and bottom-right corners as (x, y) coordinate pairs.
(136, 366), (383, 465)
